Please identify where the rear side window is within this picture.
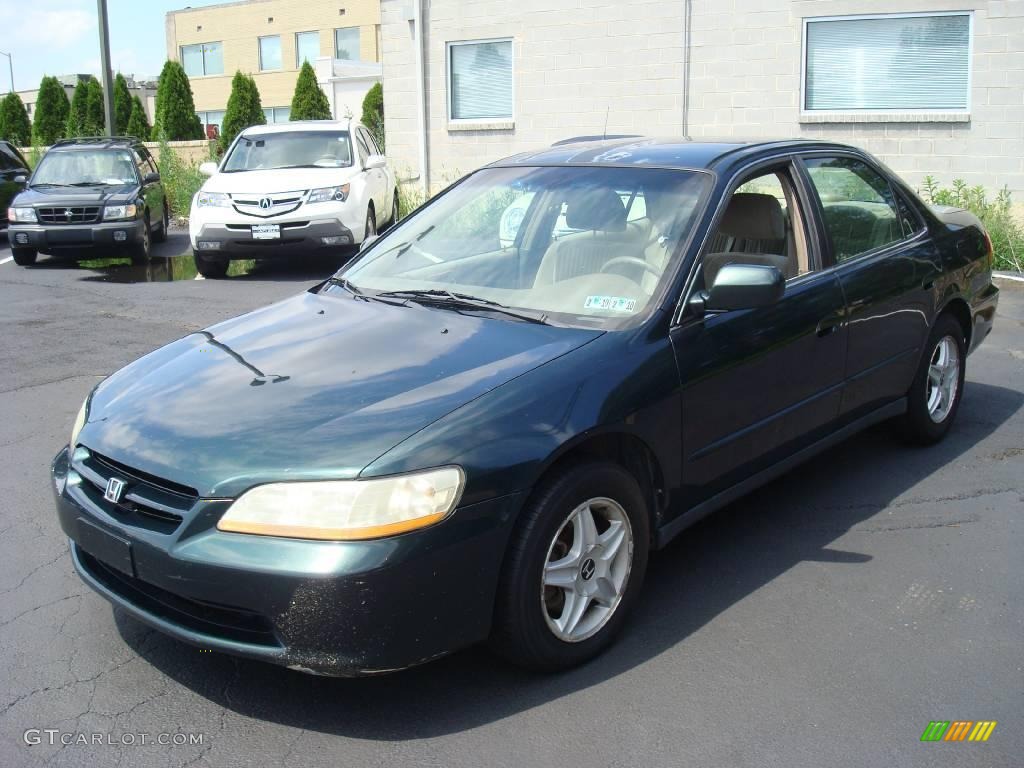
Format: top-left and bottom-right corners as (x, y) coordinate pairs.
(803, 157), (903, 262)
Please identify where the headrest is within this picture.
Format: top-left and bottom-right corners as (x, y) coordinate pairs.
(564, 186), (627, 231)
(718, 192), (785, 241)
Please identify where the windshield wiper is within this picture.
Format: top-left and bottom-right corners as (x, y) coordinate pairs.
(372, 289), (550, 325)
(30, 182), (71, 187)
(68, 181), (112, 186)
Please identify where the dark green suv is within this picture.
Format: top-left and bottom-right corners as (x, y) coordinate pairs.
(6, 137), (168, 266)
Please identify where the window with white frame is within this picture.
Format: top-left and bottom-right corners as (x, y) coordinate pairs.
(296, 31), (320, 67)
(263, 106), (291, 123)
(181, 42), (224, 76)
(335, 27), (360, 60)
(803, 12), (971, 113)
(259, 35), (282, 71)
(448, 39), (513, 122)
(196, 110), (226, 133)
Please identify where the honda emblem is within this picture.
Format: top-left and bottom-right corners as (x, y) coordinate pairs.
(103, 477), (126, 504)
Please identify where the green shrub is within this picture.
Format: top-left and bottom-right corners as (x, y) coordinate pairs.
(113, 73), (133, 135)
(220, 71), (265, 152)
(0, 92), (31, 145)
(157, 139), (206, 219)
(32, 76), (69, 145)
(84, 78), (105, 134)
(154, 61), (204, 141)
(361, 82), (384, 152)
(126, 96), (150, 141)
(922, 176), (1024, 273)
(290, 62), (331, 121)
(66, 78), (91, 136)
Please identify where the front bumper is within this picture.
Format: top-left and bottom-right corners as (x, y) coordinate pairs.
(52, 447), (521, 676)
(192, 219), (355, 257)
(8, 220), (145, 250)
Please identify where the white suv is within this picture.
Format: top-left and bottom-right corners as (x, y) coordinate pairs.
(189, 119), (397, 278)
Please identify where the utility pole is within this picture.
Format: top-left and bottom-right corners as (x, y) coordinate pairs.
(0, 51), (12, 94)
(96, 0), (115, 136)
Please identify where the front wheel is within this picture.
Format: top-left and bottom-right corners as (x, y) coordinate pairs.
(153, 203), (169, 243)
(489, 461), (650, 671)
(900, 313), (966, 444)
(389, 189), (400, 227)
(11, 247), (37, 266)
(364, 205), (376, 242)
(131, 215), (152, 263)
(193, 250), (229, 279)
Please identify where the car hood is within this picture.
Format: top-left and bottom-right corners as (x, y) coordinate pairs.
(15, 183), (138, 206)
(80, 291), (601, 497)
(202, 167), (358, 195)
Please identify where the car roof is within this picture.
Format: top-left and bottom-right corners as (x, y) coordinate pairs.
(240, 119), (353, 136)
(50, 137), (142, 151)
(490, 136), (857, 171)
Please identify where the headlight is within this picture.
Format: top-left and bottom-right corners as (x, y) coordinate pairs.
(103, 204), (138, 221)
(196, 191), (231, 208)
(308, 184), (349, 204)
(70, 397), (88, 448)
(217, 466), (465, 541)
(9, 207), (37, 223)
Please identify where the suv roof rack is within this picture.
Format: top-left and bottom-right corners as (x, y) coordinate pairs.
(51, 136), (141, 148)
(551, 134), (642, 147)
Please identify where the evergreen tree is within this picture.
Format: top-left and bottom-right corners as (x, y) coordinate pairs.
(153, 60), (204, 140)
(66, 78), (91, 137)
(219, 71), (265, 151)
(125, 95), (150, 140)
(0, 92), (32, 146)
(113, 73), (133, 135)
(84, 77), (105, 134)
(360, 82), (384, 152)
(289, 62), (331, 121)
(32, 76), (70, 145)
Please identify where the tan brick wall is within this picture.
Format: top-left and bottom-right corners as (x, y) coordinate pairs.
(166, 0), (382, 113)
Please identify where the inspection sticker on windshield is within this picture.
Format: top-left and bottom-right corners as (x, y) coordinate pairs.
(584, 296), (637, 312)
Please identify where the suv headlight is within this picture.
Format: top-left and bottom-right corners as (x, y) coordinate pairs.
(196, 191), (231, 208)
(217, 466), (465, 541)
(103, 204), (138, 221)
(70, 396), (88, 448)
(308, 184), (349, 204)
(9, 207), (37, 223)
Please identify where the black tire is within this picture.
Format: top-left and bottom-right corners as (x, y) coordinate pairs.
(899, 313), (967, 444)
(489, 461), (650, 671)
(131, 214), (152, 263)
(11, 247), (36, 266)
(389, 189), (400, 227)
(153, 202), (169, 243)
(364, 205), (376, 243)
(193, 249), (229, 279)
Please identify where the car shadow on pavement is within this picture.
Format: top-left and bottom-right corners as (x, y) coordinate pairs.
(113, 380), (1022, 739)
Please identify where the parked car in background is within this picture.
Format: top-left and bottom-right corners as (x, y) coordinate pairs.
(0, 141), (30, 226)
(52, 137), (997, 677)
(6, 137), (168, 266)
(189, 119), (398, 278)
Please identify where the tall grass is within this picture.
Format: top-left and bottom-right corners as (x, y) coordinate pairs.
(156, 139), (210, 220)
(922, 176), (1023, 273)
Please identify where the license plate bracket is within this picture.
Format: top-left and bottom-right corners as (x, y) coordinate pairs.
(76, 517), (135, 577)
(252, 224), (280, 240)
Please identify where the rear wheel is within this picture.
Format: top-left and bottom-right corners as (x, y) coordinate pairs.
(193, 249), (229, 279)
(489, 461), (650, 671)
(131, 215), (152, 263)
(11, 247), (37, 266)
(900, 313), (966, 444)
(153, 202), (169, 243)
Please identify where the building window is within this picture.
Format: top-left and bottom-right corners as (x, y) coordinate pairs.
(263, 106), (291, 123)
(803, 12), (971, 113)
(296, 31), (320, 67)
(335, 27), (360, 60)
(181, 42), (224, 77)
(196, 110), (226, 138)
(447, 39), (513, 121)
(259, 35), (282, 71)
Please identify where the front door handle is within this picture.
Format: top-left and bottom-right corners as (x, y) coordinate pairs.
(816, 315), (842, 337)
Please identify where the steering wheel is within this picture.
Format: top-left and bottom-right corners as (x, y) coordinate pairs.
(600, 256), (661, 281)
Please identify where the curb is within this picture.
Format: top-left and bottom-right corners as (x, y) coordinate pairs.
(993, 271), (1024, 283)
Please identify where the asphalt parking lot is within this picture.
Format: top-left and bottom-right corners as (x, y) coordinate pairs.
(1, 231), (1021, 768)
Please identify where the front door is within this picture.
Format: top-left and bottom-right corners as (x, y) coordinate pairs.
(670, 161), (848, 509)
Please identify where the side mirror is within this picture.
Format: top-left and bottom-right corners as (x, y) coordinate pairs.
(199, 161), (218, 177)
(143, 171), (161, 184)
(705, 263), (785, 312)
(13, 174), (26, 184)
(364, 154), (387, 171)
(360, 234), (379, 251)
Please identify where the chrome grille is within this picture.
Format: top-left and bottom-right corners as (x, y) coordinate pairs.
(230, 191), (305, 218)
(38, 206), (102, 224)
(69, 447), (197, 533)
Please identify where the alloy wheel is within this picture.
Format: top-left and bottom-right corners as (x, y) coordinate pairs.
(926, 335), (960, 423)
(542, 497), (634, 643)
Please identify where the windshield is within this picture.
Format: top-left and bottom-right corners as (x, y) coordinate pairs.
(222, 131), (353, 172)
(334, 166), (709, 327)
(32, 150), (136, 186)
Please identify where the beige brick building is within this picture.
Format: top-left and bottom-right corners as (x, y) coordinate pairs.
(382, 0), (1024, 200)
(166, 0), (383, 135)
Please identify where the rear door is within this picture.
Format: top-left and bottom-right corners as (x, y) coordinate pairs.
(0, 144), (27, 220)
(670, 158), (849, 508)
(354, 127), (386, 215)
(798, 154), (935, 419)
